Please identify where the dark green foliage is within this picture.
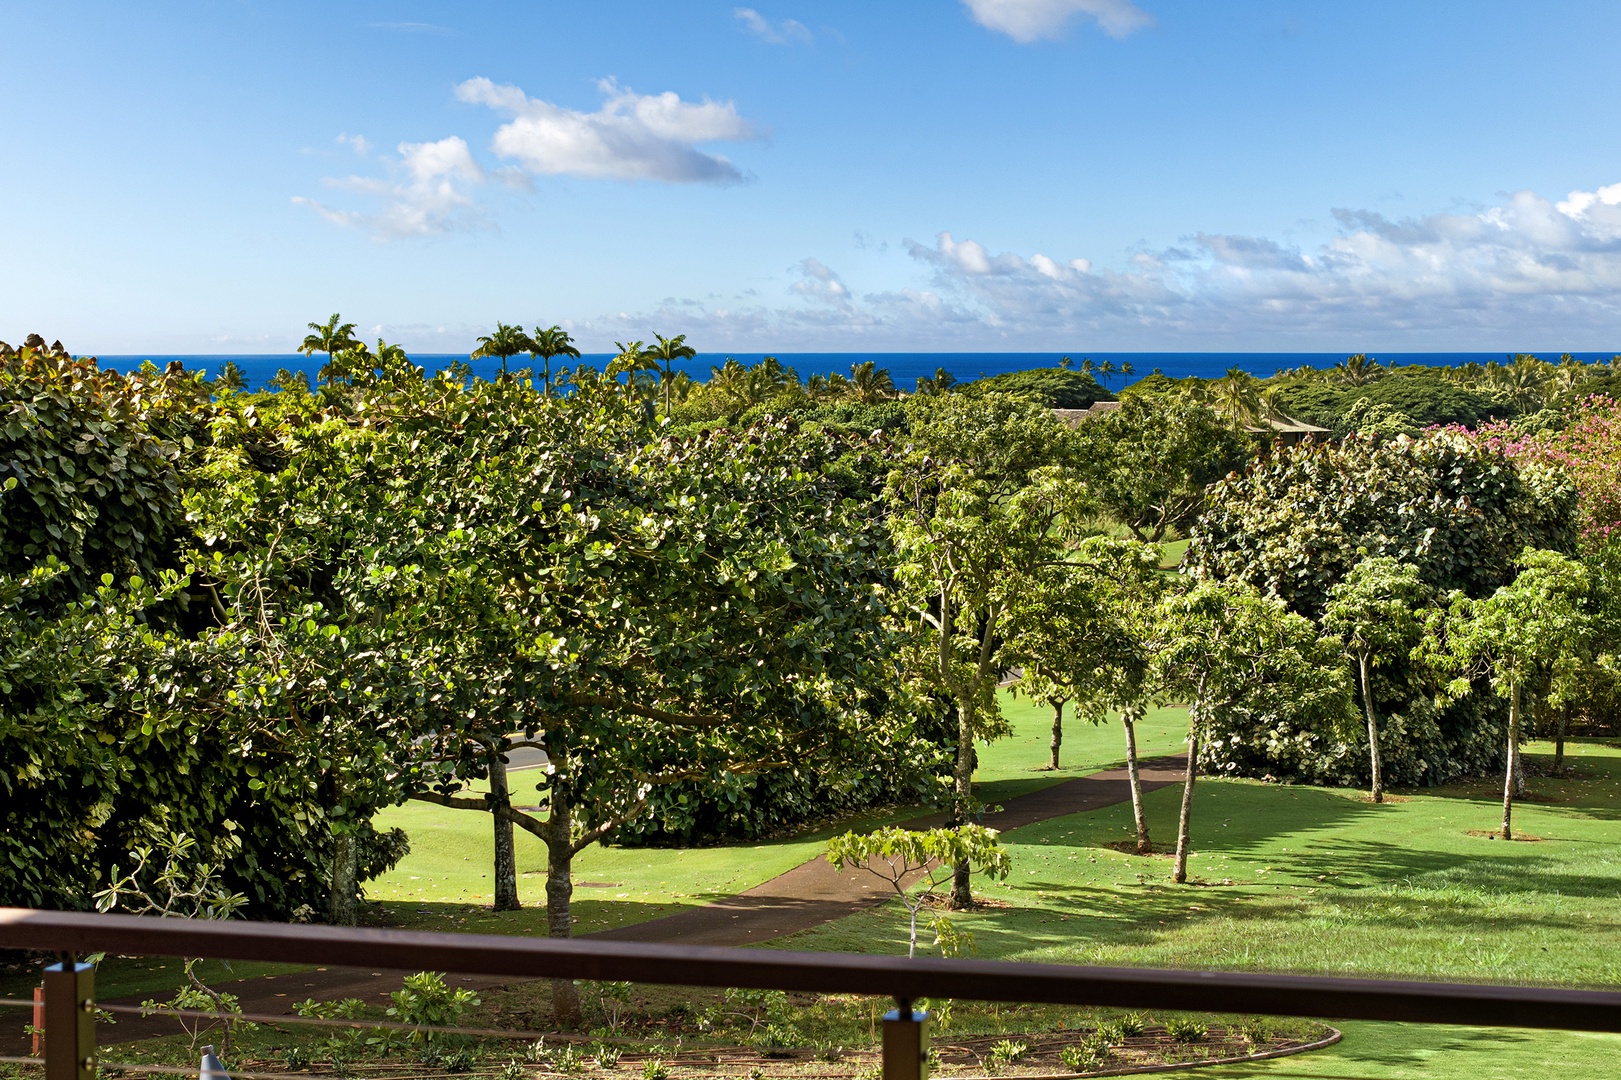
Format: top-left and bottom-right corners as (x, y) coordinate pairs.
(959, 367), (1113, 409)
(1189, 431), (1578, 787)
(1271, 369), (1510, 436)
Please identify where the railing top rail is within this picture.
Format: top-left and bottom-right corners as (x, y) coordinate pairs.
(3, 907), (1618, 1033)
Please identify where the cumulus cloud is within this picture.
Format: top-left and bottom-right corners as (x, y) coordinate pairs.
(455, 76), (758, 183)
(293, 136), (485, 239)
(570, 180), (1621, 350)
(734, 8), (813, 44)
(963, 0), (1153, 42)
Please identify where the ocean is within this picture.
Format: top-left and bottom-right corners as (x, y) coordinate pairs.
(95, 351), (1621, 393)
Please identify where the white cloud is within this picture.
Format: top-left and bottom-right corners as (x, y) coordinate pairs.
(734, 8), (813, 45)
(963, 0), (1153, 42)
(455, 76), (759, 183)
(568, 180), (1621, 349)
(337, 133), (371, 155)
(294, 136), (485, 239)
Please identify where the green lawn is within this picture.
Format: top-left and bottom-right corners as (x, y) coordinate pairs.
(782, 737), (1621, 1076)
(366, 693), (1189, 934)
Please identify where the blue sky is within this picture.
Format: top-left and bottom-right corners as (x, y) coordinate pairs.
(6, 1), (1621, 354)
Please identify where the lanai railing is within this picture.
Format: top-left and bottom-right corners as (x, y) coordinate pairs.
(3, 907), (1620, 1080)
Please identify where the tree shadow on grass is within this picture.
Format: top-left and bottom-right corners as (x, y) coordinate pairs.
(372, 898), (695, 936)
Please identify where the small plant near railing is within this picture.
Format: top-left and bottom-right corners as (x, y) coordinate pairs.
(917, 996), (955, 1031)
(1115, 1011), (1149, 1037)
(541, 1044), (588, 1074)
(1060, 1034), (1110, 1072)
(387, 971), (481, 1042)
(826, 825), (1009, 957)
(498, 1059), (527, 1080)
(591, 980), (634, 1032)
(985, 1038), (1029, 1072)
(852, 1066), (882, 1080)
(1237, 1016), (1273, 1043)
(593, 1043), (623, 1070)
(641, 1058), (669, 1080)
(281, 1045), (310, 1070)
(1094, 1019), (1126, 1045)
(1164, 1017), (1209, 1043)
(698, 986), (799, 1044)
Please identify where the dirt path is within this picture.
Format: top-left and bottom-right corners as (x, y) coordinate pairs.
(36, 755), (1184, 1048)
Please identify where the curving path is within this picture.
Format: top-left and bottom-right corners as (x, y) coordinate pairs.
(39, 755), (1185, 1049)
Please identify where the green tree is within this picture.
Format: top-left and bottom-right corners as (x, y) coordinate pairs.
(848, 360), (898, 404)
(528, 325), (581, 397)
(1152, 581), (1350, 883)
(1431, 550), (1595, 839)
(472, 322), (535, 379)
(1322, 557), (1431, 803)
(1005, 538), (1167, 851)
(644, 333), (698, 417)
(826, 825), (1009, 956)
(299, 314), (360, 371)
(1334, 353), (1384, 387)
(887, 393), (1088, 906)
(1070, 397), (1250, 542)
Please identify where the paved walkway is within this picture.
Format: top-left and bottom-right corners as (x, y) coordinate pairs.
(32, 756), (1184, 1049)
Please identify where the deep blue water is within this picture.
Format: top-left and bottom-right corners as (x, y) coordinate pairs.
(98, 351), (1621, 393)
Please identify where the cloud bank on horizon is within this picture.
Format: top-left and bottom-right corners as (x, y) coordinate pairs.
(560, 180), (1621, 350)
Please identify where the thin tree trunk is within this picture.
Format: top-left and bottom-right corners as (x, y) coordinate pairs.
(950, 693), (976, 909)
(489, 745), (519, 911)
(1359, 654), (1384, 803)
(1048, 698), (1064, 770)
(1122, 703), (1151, 855)
(1554, 702), (1569, 776)
(328, 829), (358, 927)
(1501, 683), (1521, 841)
(545, 782), (583, 1026)
(1172, 720), (1201, 884)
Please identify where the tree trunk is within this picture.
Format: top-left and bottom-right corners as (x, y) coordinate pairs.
(489, 745), (519, 912)
(1172, 720), (1201, 884)
(1122, 703), (1151, 854)
(950, 693), (976, 909)
(328, 828), (358, 927)
(545, 782), (583, 1026)
(1554, 702), (1570, 776)
(1359, 654), (1384, 803)
(1048, 699), (1064, 770)
(1501, 683), (1521, 841)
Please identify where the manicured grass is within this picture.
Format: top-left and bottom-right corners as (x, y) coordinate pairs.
(782, 738), (1621, 1077)
(365, 695), (1189, 934)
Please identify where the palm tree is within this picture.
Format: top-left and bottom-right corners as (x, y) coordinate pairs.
(1210, 367), (1267, 428)
(212, 361), (247, 393)
(1094, 359), (1119, 388)
(916, 367), (957, 396)
(472, 323), (534, 380)
(641, 334), (698, 418)
(300, 314), (360, 375)
(529, 325), (581, 397)
(1334, 353), (1384, 387)
(849, 361), (897, 404)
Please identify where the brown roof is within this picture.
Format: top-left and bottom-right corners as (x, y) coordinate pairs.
(1052, 401), (1121, 426)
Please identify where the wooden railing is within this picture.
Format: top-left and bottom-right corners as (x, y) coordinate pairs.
(4, 907), (1621, 1079)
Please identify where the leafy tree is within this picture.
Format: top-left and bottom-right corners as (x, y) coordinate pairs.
(1070, 396), (1250, 542)
(959, 366), (1112, 409)
(212, 361), (247, 393)
(916, 367), (958, 396)
(528, 325), (581, 397)
(1322, 557), (1431, 803)
(1152, 581), (1350, 883)
(886, 393), (1088, 906)
(1004, 538), (1167, 852)
(1430, 550), (1595, 839)
(826, 825), (1009, 956)
(472, 322), (535, 379)
(300, 314), (360, 373)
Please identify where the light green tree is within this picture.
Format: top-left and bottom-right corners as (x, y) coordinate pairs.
(1322, 557), (1431, 803)
(300, 314), (360, 372)
(826, 825), (1009, 957)
(1431, 549), (1595, 839)
(1153, 581), (1351, 883)
(644, 333), (698, 417)
(887, 393), (1088, 906)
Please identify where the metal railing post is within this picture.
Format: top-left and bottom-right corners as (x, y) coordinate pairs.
(43, 958), (95, 1080)
(882, 1001), (929, 1080)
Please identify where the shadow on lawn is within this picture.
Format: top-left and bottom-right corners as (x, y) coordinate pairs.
(371, 898), (695, 936)
(1209, 1023), (1544, 1078)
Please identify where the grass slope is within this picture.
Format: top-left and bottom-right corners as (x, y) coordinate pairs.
(782, 738), (1621, 1077)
